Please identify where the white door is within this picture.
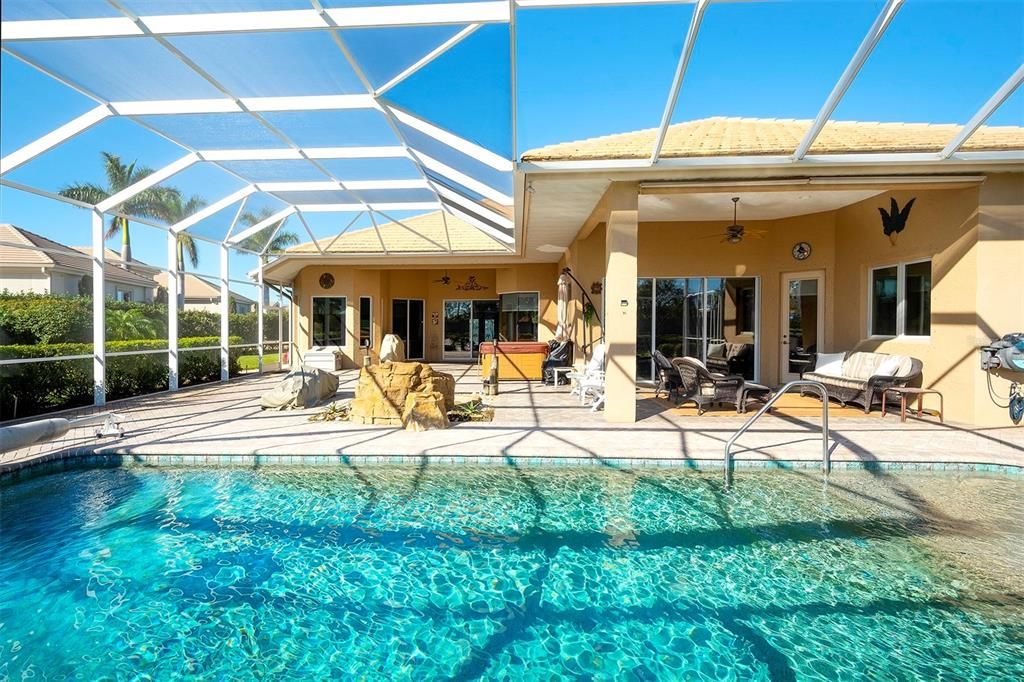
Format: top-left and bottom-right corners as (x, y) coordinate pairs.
(780, 271), (825, 382)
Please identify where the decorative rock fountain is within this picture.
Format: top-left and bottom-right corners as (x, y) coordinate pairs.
(349, 362), (456, 430)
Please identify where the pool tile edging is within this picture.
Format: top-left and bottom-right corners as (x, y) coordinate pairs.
(3, 451), (1022, 483)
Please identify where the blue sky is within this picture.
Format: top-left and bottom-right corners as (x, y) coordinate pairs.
(1, 0), (1022, 282)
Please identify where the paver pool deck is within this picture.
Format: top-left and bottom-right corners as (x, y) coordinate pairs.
(2, 364), (1022, 474)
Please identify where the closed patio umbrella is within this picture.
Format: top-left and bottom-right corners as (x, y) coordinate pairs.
(556, 272), (572, 342)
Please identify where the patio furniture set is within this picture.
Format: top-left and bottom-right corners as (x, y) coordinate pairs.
(649, 348), (940, 420)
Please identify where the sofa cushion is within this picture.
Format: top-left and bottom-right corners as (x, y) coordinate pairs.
(814, 352), (846, 377)
(708, 343), (727, 359)
(876, 354), (907, 377)
(804, 372), (867, 391)
(842, 352), (890, 380)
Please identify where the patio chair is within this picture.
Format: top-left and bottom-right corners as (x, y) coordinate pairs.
(671, 357), (745, 415)
(569, 343), (605, 409)
(653, 349), (682, 400)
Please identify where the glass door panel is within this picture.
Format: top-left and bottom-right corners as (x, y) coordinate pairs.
(407, 300), (425, 360)
(637, 278), (653, 380)
(444, 301), (471, 360)
(781, 274), (822, 382)
(472, 300), (499, 354)
(639, 276), (759, 383)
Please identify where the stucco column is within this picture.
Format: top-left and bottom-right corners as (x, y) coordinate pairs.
(603, 183), (639, 423)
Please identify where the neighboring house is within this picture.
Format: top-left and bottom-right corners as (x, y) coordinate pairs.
(260, 117), (1024, 427)
(0, 224), (157, 301)
(153, 272), (256, 314)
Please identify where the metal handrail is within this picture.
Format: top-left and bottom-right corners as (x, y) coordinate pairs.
(724, 380), (830, 488)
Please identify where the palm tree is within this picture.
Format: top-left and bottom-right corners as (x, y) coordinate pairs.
(59, 152), (179, 264)
(106, 308), (157, 341)
(238, 208), (300, 307)
(238, 208), (301, 256)
(158, 193), (207, 310)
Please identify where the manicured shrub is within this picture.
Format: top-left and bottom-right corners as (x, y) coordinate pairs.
(0, 293), (281, 345)
(0, 336), (243, 421)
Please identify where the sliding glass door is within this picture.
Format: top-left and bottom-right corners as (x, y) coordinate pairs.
(637, 277), (758, 381)
(444, 300), (499, 361)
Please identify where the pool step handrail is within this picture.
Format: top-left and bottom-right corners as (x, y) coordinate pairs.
(724, 380), (830, 488)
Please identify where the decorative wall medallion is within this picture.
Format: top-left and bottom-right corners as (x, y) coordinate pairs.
(879, 197), (915, 245)
(319, 272), (335, 289)
(455, 275), (488, 291)
(792, 242), (812, 261)
(590, 281), (603, 295)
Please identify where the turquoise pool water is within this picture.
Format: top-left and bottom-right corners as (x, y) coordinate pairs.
(1, 464), (1022, 680)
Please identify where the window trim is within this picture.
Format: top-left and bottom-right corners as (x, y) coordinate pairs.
(310, 295), (347, 348)
(867, 258), (931, 339)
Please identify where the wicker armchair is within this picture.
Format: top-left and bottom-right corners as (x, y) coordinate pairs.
(671, 357), (746, 415)
(653, 349), (682, 399)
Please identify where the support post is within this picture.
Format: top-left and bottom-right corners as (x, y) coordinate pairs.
(257, 259), (265, 373)
(603, 183), (639, 423)
(167, 229), (179, 391)
(92, 210), (106, 406)
(220, 243), (230, 382)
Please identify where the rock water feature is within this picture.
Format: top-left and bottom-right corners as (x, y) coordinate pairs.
(350, 361), (456, 430)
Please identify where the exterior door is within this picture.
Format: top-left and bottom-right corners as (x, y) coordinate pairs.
(391, 298), (425, 359)
(780, 272), (824, 382)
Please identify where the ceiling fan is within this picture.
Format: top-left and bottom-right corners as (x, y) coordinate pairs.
(697, 197), (767, 243)
(433, 270), (452, 285)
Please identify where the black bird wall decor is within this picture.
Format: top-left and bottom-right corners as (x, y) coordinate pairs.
(878, 197), (915, 245)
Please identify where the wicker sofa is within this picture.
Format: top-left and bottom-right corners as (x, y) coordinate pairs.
(706, 342), (754, 378)
(801, 351), (923, 413)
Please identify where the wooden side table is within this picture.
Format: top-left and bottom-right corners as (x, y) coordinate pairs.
(881, 387), (944, 423)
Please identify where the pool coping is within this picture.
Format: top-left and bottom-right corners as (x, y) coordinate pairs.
(3, 451), (1022, 484)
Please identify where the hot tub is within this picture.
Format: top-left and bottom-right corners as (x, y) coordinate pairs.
(479, 341), (548, 381)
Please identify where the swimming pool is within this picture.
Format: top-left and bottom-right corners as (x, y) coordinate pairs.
(1, 464), (1022, 679)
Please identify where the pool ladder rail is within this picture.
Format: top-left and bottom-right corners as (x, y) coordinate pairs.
(723, 380), (830, 488)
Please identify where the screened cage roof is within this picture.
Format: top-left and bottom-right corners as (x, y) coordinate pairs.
(1, 0), (1022, 263)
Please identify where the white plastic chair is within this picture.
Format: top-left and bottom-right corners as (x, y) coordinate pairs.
(569, 343), (606, 409)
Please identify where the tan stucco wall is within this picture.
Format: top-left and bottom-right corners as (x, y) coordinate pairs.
(292, 264), (559, 366)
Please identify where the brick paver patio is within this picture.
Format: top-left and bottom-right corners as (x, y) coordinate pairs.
(3, 364), (1022, 473)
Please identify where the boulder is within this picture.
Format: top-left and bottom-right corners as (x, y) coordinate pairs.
(260, 366), (340, 410)
(349, 361), (456, 428)
(379, 334), (406, 363)
(402, 392), (449, 431)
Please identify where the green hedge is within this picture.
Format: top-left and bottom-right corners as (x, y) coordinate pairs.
(0, 293), (283, 345)
(0, 336), (245, 421)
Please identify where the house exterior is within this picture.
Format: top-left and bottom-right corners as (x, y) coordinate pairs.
(0, 224), (157, 301)
(263, 117), (1024, 428)
(153, 272), (256, 314)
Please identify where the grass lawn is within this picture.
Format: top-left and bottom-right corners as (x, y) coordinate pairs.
(238, 353), (279, 370)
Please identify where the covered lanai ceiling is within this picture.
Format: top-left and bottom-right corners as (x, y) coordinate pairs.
(1, 0), (1022, 263)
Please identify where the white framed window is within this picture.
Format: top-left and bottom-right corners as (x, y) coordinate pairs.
(868, 259), (931, 338)
(311, 296), (347, 347)
(499, 292), (539, 342)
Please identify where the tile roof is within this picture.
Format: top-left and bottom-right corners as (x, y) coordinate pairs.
(285, 210), (508, 254)
(153, 271), (255, 303)
(520, 117), (1024, 162)
(0, 223), (157, 288)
